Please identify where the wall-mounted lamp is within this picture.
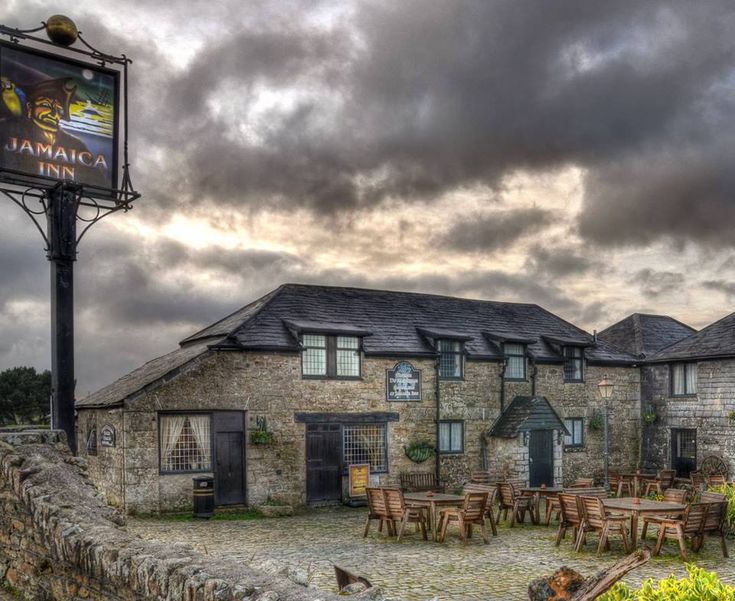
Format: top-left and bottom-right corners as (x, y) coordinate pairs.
(557, 430), (564, 445)
(522, 431), (529, 446)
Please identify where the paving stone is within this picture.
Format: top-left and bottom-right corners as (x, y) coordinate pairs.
(129, 506), (735, 600)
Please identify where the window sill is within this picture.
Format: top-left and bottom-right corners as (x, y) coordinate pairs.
(439, 376), (464, 381)
(564, 380), (584, 384)
(504, 378), (527, 382)
(670, 394), (697, 399)
(563, 446), (585, 453)
(302, 375), (363, 381)
(438, 450), (464, 455)
(159, 469), (213, 475)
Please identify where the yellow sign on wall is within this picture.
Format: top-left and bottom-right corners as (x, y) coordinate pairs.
(349, 463), (370, 497)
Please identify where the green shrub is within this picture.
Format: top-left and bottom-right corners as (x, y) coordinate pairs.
(599, 566), (735, 600)
(708, 483), (735, 534)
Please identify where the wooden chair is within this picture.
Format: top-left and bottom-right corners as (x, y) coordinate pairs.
(707, 474), (727, 487)
(546, 487), (608, 526)
(470, 471), (492, 484)
(555, 493), (583, 548)
(577, 496), (630, 554)
(382, 487), (428, 542)
(498, 481), (535, 526)
(699, 492), (729, 558)
(399, 472), (443, 493)
(438, 491), (489, 544)
(616, 474), (634, 497)
(644, 469), (676, 495)
(570, 478), (595, 488)
(653, 502), (709, 560)
(608, 469), (621, 494)
(640, 488), (689, 540)
(463, 483), (498, 536)
(364, 487), (393, 537)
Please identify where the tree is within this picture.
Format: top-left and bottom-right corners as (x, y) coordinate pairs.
(0, 366), (51, 426)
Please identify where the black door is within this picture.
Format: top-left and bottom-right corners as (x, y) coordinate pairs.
(671, 428), (697, 477)
(306, 423), (342, 503)
(528, 430), (554, 487)
(213, 411), (245, 505)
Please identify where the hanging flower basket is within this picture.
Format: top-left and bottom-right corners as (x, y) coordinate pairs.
(404, 441), (435, 463)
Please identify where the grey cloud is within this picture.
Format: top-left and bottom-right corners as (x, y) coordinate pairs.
(702, 280), (735, 298)
(524, 244), (599, 278)
(630, 268), (685, 298)
(439, 209), (554, 252)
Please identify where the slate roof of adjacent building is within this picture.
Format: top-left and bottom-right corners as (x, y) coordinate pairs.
(76, 283), (637, 409)
(76, 341), (212, 408)
(488, 396), (569, 438)
(597, 313), (696, 359)
(648, 311), (735, 362)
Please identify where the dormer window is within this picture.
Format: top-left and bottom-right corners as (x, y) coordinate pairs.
(301, 334), (361, 379)
(563, 346), (584, 382)
(504, 343), (526, 380)
(671, 362), (697, 396)
(438, 339), (463, 379)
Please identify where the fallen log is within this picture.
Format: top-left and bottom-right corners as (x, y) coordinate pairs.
(528, 548), (651, 600)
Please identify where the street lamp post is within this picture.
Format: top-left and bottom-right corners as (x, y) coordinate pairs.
(597, 375), (614, 492)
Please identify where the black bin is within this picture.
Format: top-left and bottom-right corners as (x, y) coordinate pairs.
(192, 475), (214, 518)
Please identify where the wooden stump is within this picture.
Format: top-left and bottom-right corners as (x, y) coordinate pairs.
(528, 549), (651, 601)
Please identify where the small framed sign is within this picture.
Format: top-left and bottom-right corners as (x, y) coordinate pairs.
(348, 463), (370, 497)
(100, 424), (116, 448)
(386, 361), (422, 401)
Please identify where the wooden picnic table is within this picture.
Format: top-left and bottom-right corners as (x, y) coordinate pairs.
(602, 498), (686, 548)
(521, 487), (563, 524)
(618, 472), (657, 497)
(404, 492), (464, 541)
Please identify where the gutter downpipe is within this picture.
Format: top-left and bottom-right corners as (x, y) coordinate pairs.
(434, 352), (441, 488)
(530, 355), (538, 396)
(499, 359), (507, 413)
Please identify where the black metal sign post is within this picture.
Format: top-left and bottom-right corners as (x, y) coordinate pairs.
(0, 17), (140, 453)
(48, 183), (78, 451)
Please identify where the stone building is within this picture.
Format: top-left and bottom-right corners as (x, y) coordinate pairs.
(600, 312), (735, 480)
(76, 283), (641, 514)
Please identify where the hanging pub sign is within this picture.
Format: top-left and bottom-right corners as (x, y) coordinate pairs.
(100, 424), (116, 447)
(386, 361), (422, 401)
(348, 463), (370, 498)
(0, 40), (119, 191)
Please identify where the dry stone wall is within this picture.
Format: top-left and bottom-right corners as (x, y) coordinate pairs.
(0, 429), (367, 601)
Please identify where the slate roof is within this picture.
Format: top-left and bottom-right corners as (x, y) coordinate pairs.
(597, 313), (696, 359)
(649, 311), (735, 362)
(77, 283), (637, 409)
(489, 396), (569, 438)
(196, 283), (636, 364)
(76, 341), (212, 408)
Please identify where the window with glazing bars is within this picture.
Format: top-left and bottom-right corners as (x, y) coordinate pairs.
(504, 343), (526, 380)
(563, 346), (584, 382)
(301, 334), (361, 378)
(563, 418), (584, 447)
(438, 339), (463, 378)
(159, 414), (212, 473)
(343, 423), (387, 472)
(671, 363), (697, 396)
(439, 421), (464, 453)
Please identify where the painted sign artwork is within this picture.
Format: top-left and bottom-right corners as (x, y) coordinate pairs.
(349, 463), (370, 497)
(0, 42), (118, 190)
(386, 361), (422, 401)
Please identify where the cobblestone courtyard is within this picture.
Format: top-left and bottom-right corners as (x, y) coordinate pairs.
(129, 507), (733, 600)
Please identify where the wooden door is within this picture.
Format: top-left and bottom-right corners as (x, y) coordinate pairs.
(215, 431), (245, 504)
(528, 430), (554, 487)
(213, 411), (245, 506)
(306, 423), (342, 503)
(671, 428), (697, 477)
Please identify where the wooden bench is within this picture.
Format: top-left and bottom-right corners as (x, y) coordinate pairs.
(400, 471), (444, 492)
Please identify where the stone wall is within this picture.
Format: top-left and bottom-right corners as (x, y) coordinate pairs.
(641, 359), (735, 475)
(78, 350), (640, 513)
(0, 429), (357, 601)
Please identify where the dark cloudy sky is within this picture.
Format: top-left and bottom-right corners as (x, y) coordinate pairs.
(3, 0), (735, 395)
